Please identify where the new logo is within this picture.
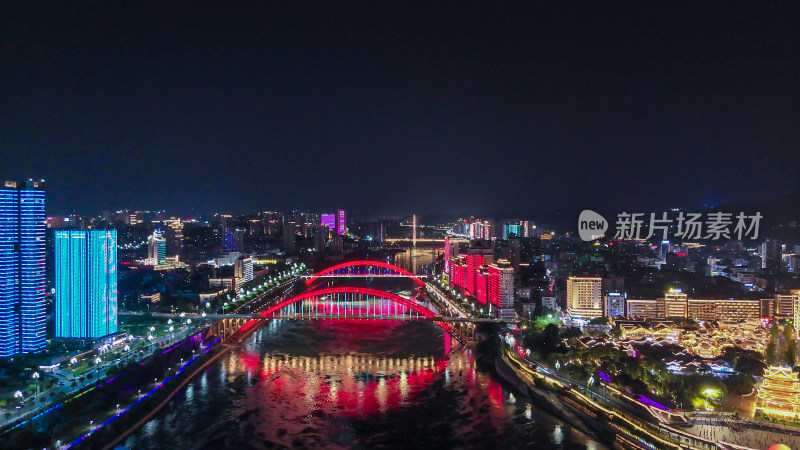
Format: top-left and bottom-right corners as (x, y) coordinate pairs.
(578, 210), (608, 241)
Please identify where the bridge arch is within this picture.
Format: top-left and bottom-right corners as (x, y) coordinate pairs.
(258, 287), (462, 341)
(305, 260), (425, 286)
(260, 286), (435, 318)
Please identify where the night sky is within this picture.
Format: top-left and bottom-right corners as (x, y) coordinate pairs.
(1, 3), (797, 218)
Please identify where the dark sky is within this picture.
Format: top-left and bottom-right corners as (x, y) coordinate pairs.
(1, 2), (798, 218)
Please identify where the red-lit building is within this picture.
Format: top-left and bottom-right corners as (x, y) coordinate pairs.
(488, 259), (515, 320)
(451, 258), (467, 290)
(444, 236), (451, 275)
(475, 270), (488, 304)
(465, 254), (485, 296)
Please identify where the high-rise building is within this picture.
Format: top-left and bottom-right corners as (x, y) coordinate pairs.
(604, 292), (626, 317)
(762, 238), (779, 269)
(465, 241), (493, 297)
(444, 236), (451, 275)
(234, 256), (254, 283)
(475, 269), (488, 304)
(219, 214), (235, 251)
(488, 259), (515, 321)
(147, 229), (167, 264)
(0, 180), (46, 356)
(776, 294), (799, 317)
(54, 230), (118, 339)
(451, 257), (467, 290)
(282, 220), (297, 253)
(320, 213), (336, 230)
(412, 214), (417, 246)
(233, 228), (245, 253)
(661, 290), (689, 318)
(660, 240), (671, 260)
(314, 225), (329, 252)
(566, 276), (602, 319)
(163, 218), (184, 257)
(465, 254), (485, 296)
(332, 234), (344, 253)
(337, 209), (347, 235)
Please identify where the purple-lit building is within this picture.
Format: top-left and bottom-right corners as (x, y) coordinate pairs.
(337, 209), (347, 235)
(321, 213), (335, 230)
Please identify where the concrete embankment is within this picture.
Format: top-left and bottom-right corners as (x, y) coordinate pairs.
(100, 320), (266, 450)
(488, 351), (616, 446)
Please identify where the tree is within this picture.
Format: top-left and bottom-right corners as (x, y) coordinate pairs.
(784, 323), (795, 341)
(786, 325), (798, 365)
(725, 374), (756, 395)
(766, 340), (778, 365)
(543, 323), (561, 349)
(770, 324), (780, 340)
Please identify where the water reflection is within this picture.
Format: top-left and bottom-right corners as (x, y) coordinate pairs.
(128, 319), (601, 449)
(390, 248), (439, 274)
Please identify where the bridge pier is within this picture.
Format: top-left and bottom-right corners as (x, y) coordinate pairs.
(452, 321), (477, 342)
(205, 318), (249, 342)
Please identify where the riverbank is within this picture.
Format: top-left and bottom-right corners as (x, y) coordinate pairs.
(94, 319), (267, 449)
(472, 334), (615, 447)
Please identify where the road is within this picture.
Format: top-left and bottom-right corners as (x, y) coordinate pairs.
(0, 325), (200, 429)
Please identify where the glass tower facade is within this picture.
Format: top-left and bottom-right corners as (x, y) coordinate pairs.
(148, 229), (166, 264)
(0, 180), (46, 357)
(55, 230), (118, 339)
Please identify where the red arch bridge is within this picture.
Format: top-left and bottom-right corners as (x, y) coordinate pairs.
(302, 260), (426, 286)
(155, 287), (492, 344)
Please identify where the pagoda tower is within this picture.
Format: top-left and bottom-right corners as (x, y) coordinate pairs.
(756, 365), (800, 419)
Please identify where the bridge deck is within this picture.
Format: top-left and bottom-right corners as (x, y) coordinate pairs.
(300, 274), (427, 278)
(120, 311), (501, 323)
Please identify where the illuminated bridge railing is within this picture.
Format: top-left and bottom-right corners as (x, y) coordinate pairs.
(263, 295), (426, 320)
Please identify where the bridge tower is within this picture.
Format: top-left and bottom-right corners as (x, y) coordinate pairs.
(412, 214), (417, 248)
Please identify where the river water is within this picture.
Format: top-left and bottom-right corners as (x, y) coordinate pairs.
(125, 319), (601, 449)
(390, 247), (439, 275)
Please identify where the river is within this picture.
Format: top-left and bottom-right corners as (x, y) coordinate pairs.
(124, 318), (602, 449)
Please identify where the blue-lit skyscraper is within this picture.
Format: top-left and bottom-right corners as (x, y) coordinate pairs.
(0, 179), (46, 357)
(55, 230), (118, 339)
(147, 229), (166, 264)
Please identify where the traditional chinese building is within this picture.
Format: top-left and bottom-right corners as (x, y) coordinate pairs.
(756, 365), (800, 420)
